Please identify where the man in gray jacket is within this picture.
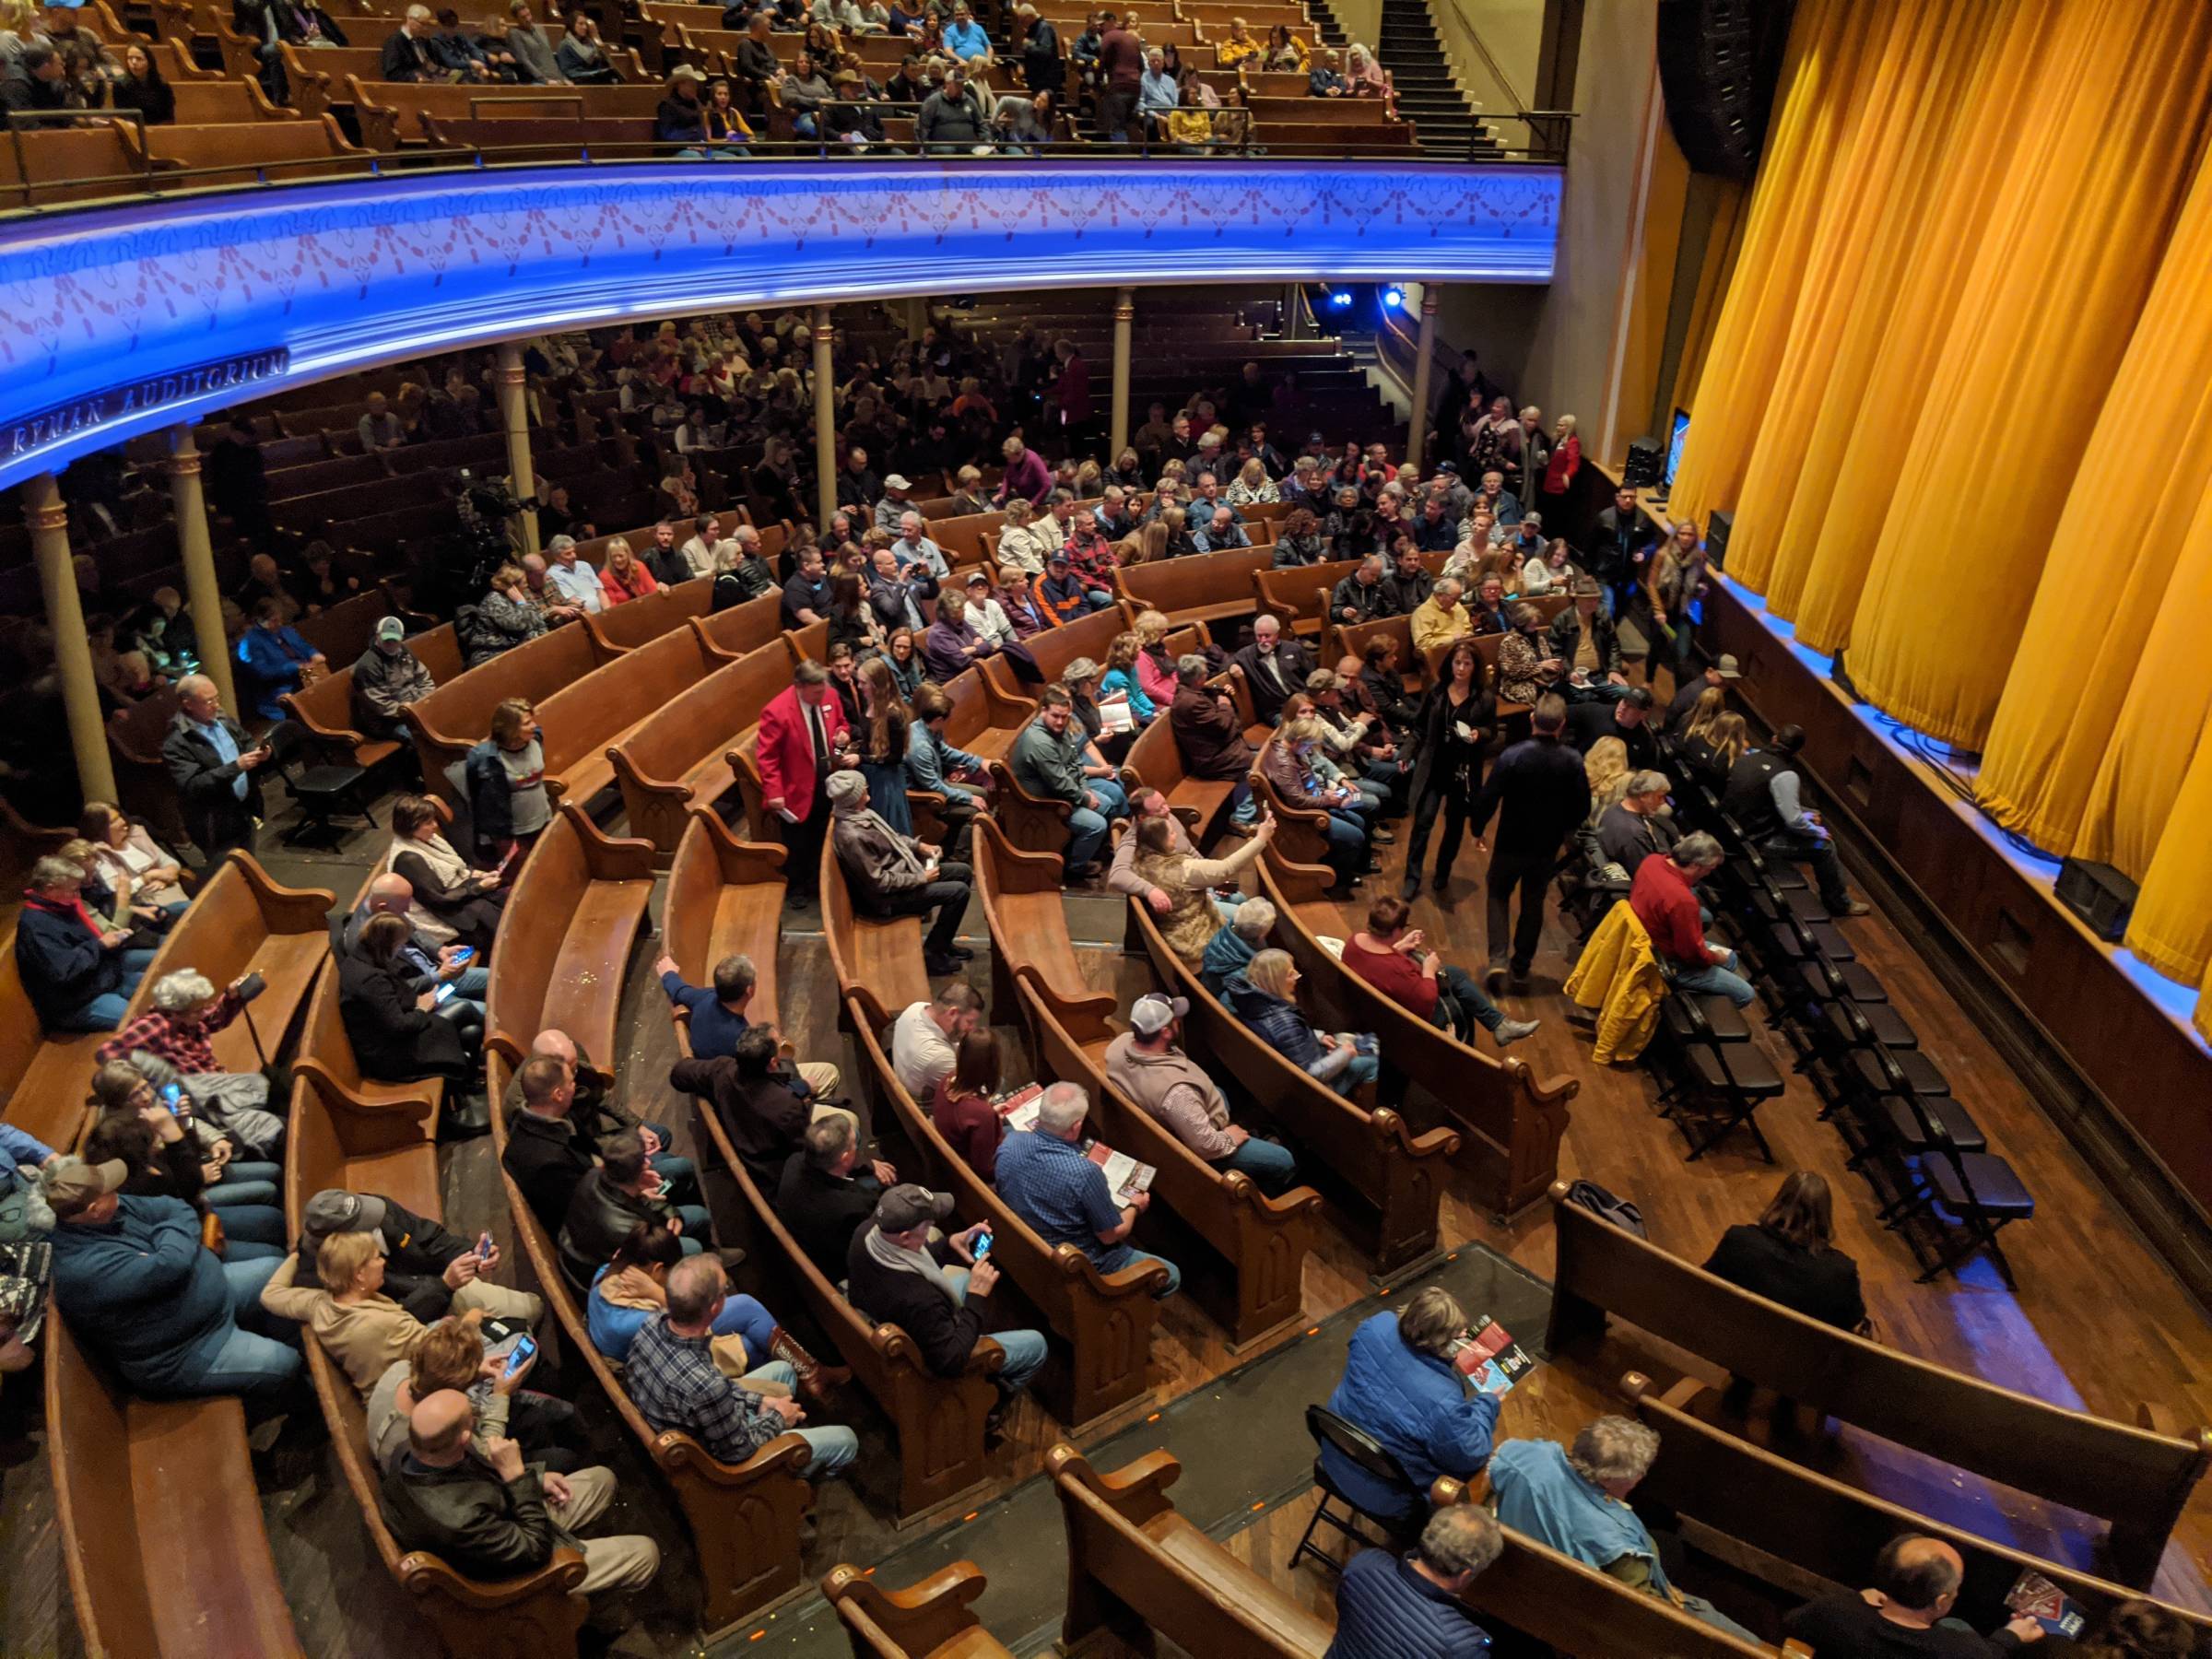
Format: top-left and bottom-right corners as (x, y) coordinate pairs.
(917, 64), (993, 153)
(350, 617), (439, 739)
(1102, 994), (1298, 1193)
(826, 771), (972, 976)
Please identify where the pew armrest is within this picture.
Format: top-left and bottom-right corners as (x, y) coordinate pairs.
(231, 853), (339, 930)
(656, 1427), (815, 1488)
(559, 800), (658, 881)
(395, 1543), (588, 1609)
(1373, 1105), (1462, 1162)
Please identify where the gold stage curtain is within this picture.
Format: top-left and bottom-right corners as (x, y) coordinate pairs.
(1724, 0), (2004, 599)
(1664, 178), (1744, 423)
(1846, 0), (2212, 747)
(1664, 0), (1880, 525)
(2129, 735), (2212, 1042)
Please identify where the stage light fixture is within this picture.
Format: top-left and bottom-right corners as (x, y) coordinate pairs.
(1382, 287), (1406, 310)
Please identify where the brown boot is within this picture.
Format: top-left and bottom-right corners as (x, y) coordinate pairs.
(769, 1325), (851, 1404)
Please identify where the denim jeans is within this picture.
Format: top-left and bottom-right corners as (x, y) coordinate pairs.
(208, 1202), (289, 1247)
(202, 1159), (282, 1212)
(1762, 830), (1851, 912)
(1332, 1052), (1380, 1099)
(53, 947), (159, 1032)
(640, 1120), (700, 1205)
(1673, 948), (1756, 1009)
(745, 1361), (859, 1477)
(1218, 1135), (1299, 1194)
(1430, 963), (1507, 1039)
(437, 964), (490, 1026)
(673, 1202), (713, 1256)
(177, 1256), (302, 1397)
(1066, 777), (1128, 868)
(989, 1326), (1050, 1394)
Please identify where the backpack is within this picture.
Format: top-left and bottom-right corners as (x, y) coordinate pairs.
(1561, 1179), (1646, 1239)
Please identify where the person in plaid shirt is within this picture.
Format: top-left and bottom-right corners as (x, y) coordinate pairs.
(96, 969), (253, 1077)
(623, 1255), (858, 1478)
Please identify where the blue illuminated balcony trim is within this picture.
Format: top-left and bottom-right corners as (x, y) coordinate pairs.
(0, 159), (1559, 488)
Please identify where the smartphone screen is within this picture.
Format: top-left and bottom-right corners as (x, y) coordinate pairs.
(434, 983), (456, 1005)
(503, 1335), (535, 1376)
(451, 947), (474, 963)
(476, 1230), (493, 1260)
(971, 1231), (993, 1261)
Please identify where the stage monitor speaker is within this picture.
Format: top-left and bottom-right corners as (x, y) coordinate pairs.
(1656, 0), (1797, 180)
(1624, 438), (1664, 489)
(2054, 857), (2136, 943)
(1706, 509), (1734, 570)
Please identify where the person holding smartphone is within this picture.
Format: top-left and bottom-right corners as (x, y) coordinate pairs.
(339, 915), (481, 1086)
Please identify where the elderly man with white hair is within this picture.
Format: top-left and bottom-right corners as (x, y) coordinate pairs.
(542, 535), (606, 615)
(991, 1081), (1182, 1297)
(888, 510), (952, 581)
(161, 673), (270, 860)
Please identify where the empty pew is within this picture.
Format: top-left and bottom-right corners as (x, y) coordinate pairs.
(487, 1051), (818, 1633)
(0, 124), (142, 209)
(935, 662), (1038, 772)
(1253, 556), (1363, 641)
(688, 592), (787, 664)
(1114, 545), (1275, 632)
(46, 1309), (310, 1659)
(125, 113), (371, 189)
(481, 803), (654, 1084)
(403, 623), (600, 797)
(1045, 1444), (1332, 1657)
(1255, 848), (1574, 1219)
(1620, 1371), (2212, 1644)
(579, 574), (712, 657)
(821, 1562), (1014, 1659)
(1546, 1182), (2212, 1587)
(662, 809), (1005, 1521)
(534, 623), (712, 806)
(1426, 1475), (1798, 1657)
(610, 634), (801, 854)
(1129, 897), (1459, 1278)
(281, 619), (465, 771)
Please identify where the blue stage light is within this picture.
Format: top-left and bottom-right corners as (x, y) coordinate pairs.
(1382, 286), (1406, 310)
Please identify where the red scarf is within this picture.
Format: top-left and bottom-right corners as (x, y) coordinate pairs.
(26, 889), (100, 937)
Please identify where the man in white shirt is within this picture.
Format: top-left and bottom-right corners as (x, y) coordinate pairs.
(888, 982), (982, 1100)
(889, 511), (952, 582)
(541, 536), (606, 615)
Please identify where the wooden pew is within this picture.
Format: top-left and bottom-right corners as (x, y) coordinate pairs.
(1114, 545), (1275, 633)
(403, 623), (600, 797)
(480, 802), (656, 1084)
(821, 1562), (1014, 1659)
(688, 592), (786, 664)
(662, 810), (1005, 1522)
(1129, 897), (1459, 1279)
(289, 901), (450, 1147)
(580, 575), (712, 656)
(534, 623), (712, 806)
(978, 603), (1133, 702)
(1045, 1443), (1333, 1657)
(610, 634), (800, 855)
(0, 125), (148, 208)
(281, 619), (465, 771)
(486, 1050), (818, 1634)
(1117, 701), (1244, 849)
(124, 113), (372, 188)
(1253, 555), (1361, 641)
(1546, 1182), (2212, 1587)
(1620, 1371), (2212, 1643)
(1427, 1476), (1798, 1657)
(354, 76), (666, 150)
(935, 661), (1038, 772)
(46, 1310), (311, 1659)
(1254, 848), (1574, 1220)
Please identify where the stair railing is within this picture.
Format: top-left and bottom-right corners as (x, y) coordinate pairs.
(1425, 0), (1578, 162)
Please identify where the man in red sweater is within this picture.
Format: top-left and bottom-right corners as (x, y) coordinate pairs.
(1341, 895), (1539, 1049)
(1095, 9), (1146, 140)
(1628, 831), (1753, 1007)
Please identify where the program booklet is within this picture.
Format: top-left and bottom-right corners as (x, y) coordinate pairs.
(2004, 1571), (2086, 1638)
(995, 1083), (1045, 1132)
(1084, 1140), (1156, 1205)
(1453, 1314), (1537, 1396)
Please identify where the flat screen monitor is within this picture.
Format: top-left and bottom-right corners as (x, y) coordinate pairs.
(1665, 407), (1691, 489)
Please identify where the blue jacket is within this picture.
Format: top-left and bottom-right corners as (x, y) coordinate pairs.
(1221, 971), (1324, 1071)
(14, 895), (123, 1029)
(235, 621), (319, 718)
(1322, 1311), (1500, 1521)
(1325, 1547), (1492, 1659)
(1489, 1437), (1665, 1588)
(661, 970), (748, 1061)
(1199, 921), (1255, 996)
(50, 1194), (239, 1393)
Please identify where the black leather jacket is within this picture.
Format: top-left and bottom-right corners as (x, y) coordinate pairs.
(556, 1169), (676, 1288)
(380, 1449), (566, 1580)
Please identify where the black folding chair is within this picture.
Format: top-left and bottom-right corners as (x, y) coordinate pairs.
(1288, 1405), (1422, 1575)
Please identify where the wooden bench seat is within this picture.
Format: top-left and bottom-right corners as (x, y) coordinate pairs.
(611, 634), (800, 853)
(821, 836), (936, 1033)
(664, 810), (1004, 1522)
(822, 1562), (1013, 1659)
(935, 664), (1037, 771)
(1118, 709), (1241, 851)
(0, 125), (147, 207)
(281, 618), (464, 771)
(1621, 1371), (2212, 1644)
(1047, 1444), (1332, 1657)
(1114, 546), (1275, 630)
(482, 803), (655, 1082)
(290, 888), (449, 1171)
(1130, 897), (1458, 1278)
(125, 113), (371, 188)
(535, 623), (712, 806)
(404, 622), (600, 799)
(1547, 1182), (2212, 1587)
(688, 592), (785, 664)
(356, 75), (667, 149)
(580, 575), (712, 656)
(1256, 849), (1573, 1219)
(47, 1311), (309, 1659)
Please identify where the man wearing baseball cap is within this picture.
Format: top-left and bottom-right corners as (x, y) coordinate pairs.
(873, 474), (916, 535)
(292, 1188), (541, 1326)
(1104, 994), (1298, 1194)
(351, 614), (438, 740)
(844, 1184), (1049, 1410)
(44, 1155), (301, 1398)
(1665, 653), (1741, 729)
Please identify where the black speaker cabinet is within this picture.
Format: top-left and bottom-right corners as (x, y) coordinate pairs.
(2054, 857), (2137, 943)
(1707, 509), (1734, 569)
(1624, 438), (1664, 489)
(1657, 0), (1797, 180)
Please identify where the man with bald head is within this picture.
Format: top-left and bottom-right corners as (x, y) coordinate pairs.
(380, 1389), (660, 1597)
(342, 872), (487, 1021)
(530, 1027), (700, 1204)
(162, 673), (269, 859)
(1785, 1534), (2044, 1653)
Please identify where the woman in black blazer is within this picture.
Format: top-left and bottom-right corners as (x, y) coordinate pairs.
(1702, 1171), (1867, 1333)
(338, 914), (477, 1085)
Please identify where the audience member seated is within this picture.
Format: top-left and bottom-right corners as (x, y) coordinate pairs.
(1703, 1171), (1868, 1334)
(43, 1155), (301, 1398)
(381, 1388), (660, 1603)
(82, 1088), (288, 1260)
(1264, 717), (1379, 888)
(1667, 658), (1741, 729)
(906, 683), (988, 863)
(829, 771), (975, 977)
(76, 801), (188, 920)
(994, 1082), (1181, 1297)
(341, 914), (484, 1085)
(1223, 948), (1378, 1100)
(1322, 1286), (1500, 1524)
(1233, 615), (1317, 728)
(237, 599), (327, 720)
(464, 563), (548, 666)
(59, 834), (174, 944)
(1583, 767), (1677, 886)
(384, 795), (506, 954)
(365, 1312), (582, 1474)
(352, 617), (439, 741)
(16, 854), (157, 1033)
(1630, 830), (1753, 1009)
(928, 1028), (1007, 1181)
(891, 981), (984, 1100)
(775, 1114), (899, 1284)
(1035, 550), (1106, 626)
(1014, 687), (1131, 880)
(1565, 686), (1659, 771)
(1410, 578), (1472, 659)
(463, 697), (552, 865)
(1725, 724), (1872, 919)
(655, 949), (771, 1062)
(1327, 1505), (1504, 1659)
(1105, 993), (1299, 1194)
(1489, 1415), (1759, 1641)
(625, 1255), (860, 1479)
(1344, 895), (1538, 1049)
(297, 1187), (542, 1326)
(677, 1024), (850, 1194)
(1197, 897), (1272, 997)
(1679, 707), (1749, 793)
(1785, 1534), (2046, 1655)
(1549, 577), (1631, 702)
(97, 967), (288, 1157)
(260, 1227), (518, 1396)
(557, 1128), (715, 1287)
(846, 1181), (1050, 1413)
(589, 1221), (844, 1400)
(1126, 808), (1276, 970)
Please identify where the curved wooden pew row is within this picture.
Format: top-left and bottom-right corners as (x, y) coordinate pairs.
(821, 1560), (1014, 1659)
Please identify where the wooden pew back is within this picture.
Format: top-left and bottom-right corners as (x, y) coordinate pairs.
(611, 636), (798, 853)
(581, 576), (712, 655)
(689, 592), (785, 663)
(821, 1562), (1013, 1659)
(405, 622), (600, 788)
(1114, 546), (1274, 629)
(534, 622), (709, 802)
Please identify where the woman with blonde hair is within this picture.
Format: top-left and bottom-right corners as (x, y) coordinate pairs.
(1227, 456), (1280, 508)
(260, 1229), (472, 1395)
(995, 495), (1057, 575)
(948, 464), (990, 516)
(1099, 630), (1157, 725)
(1223, 947), (1378, 1098)
(1583, 734), (1631, 816)
(76, 801), (187, 919)
(1681, 709), (1748, 791)
(598, 535), (659, 606)
(1344, 42), (1389, 97)
(1124, 517), (1171, 566)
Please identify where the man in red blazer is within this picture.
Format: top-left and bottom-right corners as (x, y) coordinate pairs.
(756, 660), (857, 905)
